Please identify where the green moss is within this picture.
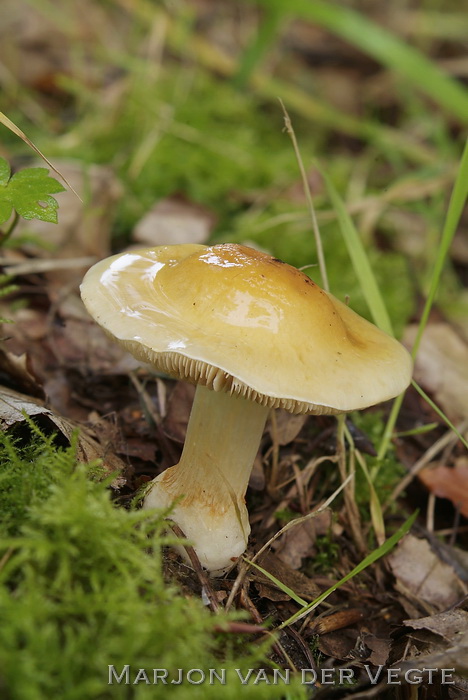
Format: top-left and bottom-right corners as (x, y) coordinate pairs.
(349, 411), (406, 513)
(274, 508), (299, 524)
(40, 66), (313, 240)
(0, 427), (305, 699)
(307, 534), (340, 576)
(0, 427), (67, 535)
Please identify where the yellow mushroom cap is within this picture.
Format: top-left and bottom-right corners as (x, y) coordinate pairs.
(80, 243), (412, 414)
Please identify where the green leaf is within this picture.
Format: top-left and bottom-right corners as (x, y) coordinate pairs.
(249, 0), (468, 124)
(0, 159), (65, 225)
(0, 201), (13, 224)
(318, 163), (394, 336)
(378, 137), (468, 460)
(0, 157), (11, 186)
(243, 558), (308, 606)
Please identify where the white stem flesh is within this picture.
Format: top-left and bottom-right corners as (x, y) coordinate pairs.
(143, 384), (270, 575)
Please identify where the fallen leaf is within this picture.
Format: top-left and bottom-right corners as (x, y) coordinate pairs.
(0, 384), (51, 428)
(0, 385), (126, 484)
(393, 610), (468, 678)
(53, 312), (141, 376)
(404, 323), (468, 423)
(317, 629), (359, 661)
(133, 195), (215, 247)
(163, 381), (195, 443)
(273, 511), (332, 570)
(387, 534), (467, 611)
(0, 348), (44, 399)
(362, 634), (391, 666)
(253, 551), (321, 602)
(404, 609), (468, 643)
(418, 457), (468, 517)
(269, 409), (307, 446)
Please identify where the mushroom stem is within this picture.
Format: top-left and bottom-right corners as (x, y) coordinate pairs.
(144, 383), (270, 575)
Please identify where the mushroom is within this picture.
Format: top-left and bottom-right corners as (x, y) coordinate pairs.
(80, 243), (412, 575)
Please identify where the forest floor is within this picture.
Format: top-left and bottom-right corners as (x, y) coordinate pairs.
(0, 1), (467, 698)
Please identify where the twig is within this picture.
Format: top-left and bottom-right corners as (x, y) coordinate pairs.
(239, 588), (296, 671)
(0, 256), (97, 276)
(285, 625), (317, 670)
(128, 371), (180, 467)
(169, 522), (220, 613)
(336, 415), (367, 555)
(224, 559), (249, 612)
(426, 492), (436, 533)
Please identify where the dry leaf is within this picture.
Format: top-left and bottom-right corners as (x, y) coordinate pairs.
(0, 385), (126, 483)
(133, 195), (215, 247)
(404, 323), (468, 423)
(0, 384), (52, 429)
(387, 534), (467, 611)
(273, 510), (332, 570)
(163, 381), (195, 443)
(253, 551), (320, 602)
(0, 348), (44, 399)
(53, 313), (141, 376)
(397, 610), (468, 676)
(269, 409), (307, 446)
(418, 457), (468, 517)
(404, 609), (468, 643)
(317, 629), (359, 661)
(362, 634), (390, 666)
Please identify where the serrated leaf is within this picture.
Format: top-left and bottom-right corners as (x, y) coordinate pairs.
(10, 167), (65, 194)
(0, 162), (65, 225)
(16, 194), (60, 223)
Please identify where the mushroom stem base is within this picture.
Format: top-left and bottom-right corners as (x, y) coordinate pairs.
(143, 384), (270, 575)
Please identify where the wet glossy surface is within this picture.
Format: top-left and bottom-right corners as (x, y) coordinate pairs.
(80, 243), (413, 412)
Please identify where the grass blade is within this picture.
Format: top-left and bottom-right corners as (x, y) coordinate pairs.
(410, 138), (468, 358)
(0, 112), (81, 201)
(378, 138), (468, 459)
(411, 380), (468, 451)
(234, 4), (284, 88)
(278, 510), (418, 629)
(252, 0), (468, 123)
(280, 102), (329, 291)
(343, 421), (386, 545)
(243, 558), (308, 606)
(319, 165), (393, 335)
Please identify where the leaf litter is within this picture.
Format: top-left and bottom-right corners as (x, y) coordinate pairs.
(0, 2), (467, 697)
(2, 252), (467, 695)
